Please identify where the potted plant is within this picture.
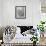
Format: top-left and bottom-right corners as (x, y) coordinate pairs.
(31, 35), (38, 46)
(37, 21), (45, 37)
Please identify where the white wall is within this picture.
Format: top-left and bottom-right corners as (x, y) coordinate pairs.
(1, 0), (41, 27)
(32, 0), (41, 27)
(0, 0), (2, 26)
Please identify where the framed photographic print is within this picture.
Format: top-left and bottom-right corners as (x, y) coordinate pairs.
(15, 6), (26, 19)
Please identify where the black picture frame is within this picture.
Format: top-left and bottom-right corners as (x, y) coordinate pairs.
(15, 6), (26, 19)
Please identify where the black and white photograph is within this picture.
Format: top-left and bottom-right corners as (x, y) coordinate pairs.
(15, 6), (26, 19)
